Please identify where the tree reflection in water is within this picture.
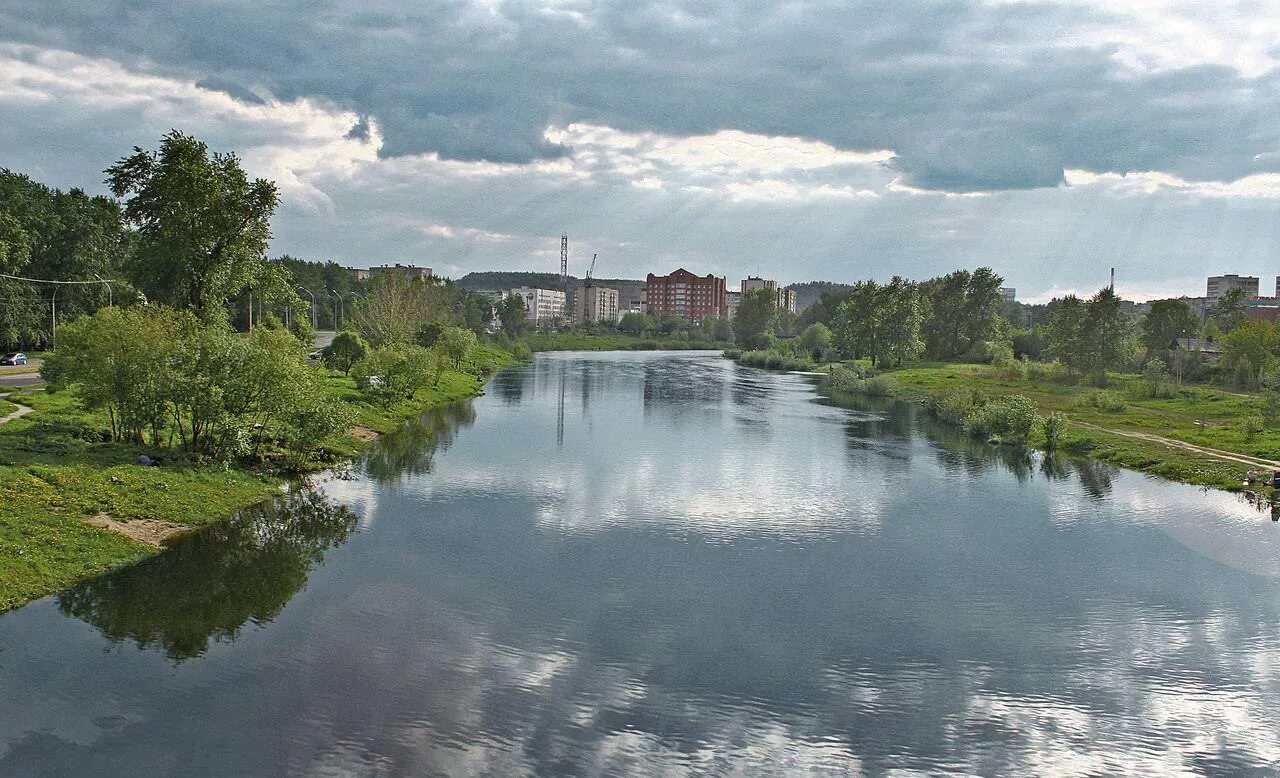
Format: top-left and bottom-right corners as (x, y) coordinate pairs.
(826, 387), (1119, 497)
(57, 490), (357, 663)
(362, 401), (476, 484)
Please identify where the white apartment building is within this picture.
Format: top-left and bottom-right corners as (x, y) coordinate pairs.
(510, 286), (566, 326)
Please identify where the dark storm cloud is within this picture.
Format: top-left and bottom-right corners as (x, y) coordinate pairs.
(3, 0), (1279, 192)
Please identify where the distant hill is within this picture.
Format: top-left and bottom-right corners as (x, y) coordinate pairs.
(455, 271), (568, 291)
(788, 281), (853, 311)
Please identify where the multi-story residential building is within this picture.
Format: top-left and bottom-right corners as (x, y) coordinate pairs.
(776, 287), (797, 314)
(573, 284), (620, 324)
(348, 263), (434, 282)
(645, 268), (727, 319)
(1206, 274), (1259, 302)
(741, 276), (796, 313)
(1000, 288), (1017, 303)
(724, 290), (742, 319)
(509, 286), (566, 326)
(741, 276), (777, 295)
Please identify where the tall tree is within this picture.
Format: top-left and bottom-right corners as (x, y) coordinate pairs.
(1210, 287), (1248, 333)
(107, 131), (279, 317)
(1139, 298), (1200, 357)
(833, 280), (882, 362)
(733, 288), (776, 348)
(878, 276), (925, 366)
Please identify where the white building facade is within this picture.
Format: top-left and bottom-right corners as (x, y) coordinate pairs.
(574, 284), (620, 324)
(510, 286), (566, 326)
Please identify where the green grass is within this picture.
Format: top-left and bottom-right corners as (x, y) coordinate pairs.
(0, 398), (17, 416)
(0, 345), (511, 612)
(863, 361), (1275, 491)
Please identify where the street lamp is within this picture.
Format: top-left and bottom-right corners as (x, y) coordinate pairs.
(329, 290), (343, 330)
(296, 286), (317, 331)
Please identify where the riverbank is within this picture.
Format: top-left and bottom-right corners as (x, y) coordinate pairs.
(832, 361), (1277, 492)
(0, 347), (509, 612)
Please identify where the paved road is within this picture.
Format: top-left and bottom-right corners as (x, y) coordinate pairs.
(313, 330), (336, 350)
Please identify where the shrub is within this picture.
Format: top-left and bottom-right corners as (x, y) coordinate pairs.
(1041, 412), (1067, 450)
(964, 394), (1038, 442)
(1244, 415), (1265, 441)
(1078, 390), (1127, 412)
(863, 376), (897, 397)
(723, 348), (743, 360)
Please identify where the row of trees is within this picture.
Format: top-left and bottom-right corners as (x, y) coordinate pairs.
(44, 307), (352, 464)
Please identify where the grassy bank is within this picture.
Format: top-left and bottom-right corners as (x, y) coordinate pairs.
(522, 331), (733, 352)
(0, 344), (509, 612)
(844, 361), (1276, 491)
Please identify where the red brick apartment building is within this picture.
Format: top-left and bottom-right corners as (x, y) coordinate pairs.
(644, 268), (728, 320)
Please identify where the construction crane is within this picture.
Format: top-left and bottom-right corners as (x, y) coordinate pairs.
(586, 253), (597, 282)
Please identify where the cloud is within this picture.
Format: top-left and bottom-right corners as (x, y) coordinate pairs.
(4, 0), (1280, 194)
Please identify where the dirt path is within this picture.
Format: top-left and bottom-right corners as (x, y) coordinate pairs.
(1074, 420), (1280, 471)
(0, 393), (33, 426)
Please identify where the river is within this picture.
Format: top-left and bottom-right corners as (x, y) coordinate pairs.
(2, 351), (1279, 776)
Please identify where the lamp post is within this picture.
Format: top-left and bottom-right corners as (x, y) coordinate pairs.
(296, 286), (317, 331)
(329, 290), (343, 330)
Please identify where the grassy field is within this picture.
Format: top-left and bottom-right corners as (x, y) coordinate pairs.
(0, 344), (509, 612)
(874, 362), (1277, 491)
(523, 331), (732, 352)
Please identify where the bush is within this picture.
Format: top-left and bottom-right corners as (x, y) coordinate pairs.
(1041, 412), (1067, 450)
(1244, 415), (1265, 441)
(723, 348), (743, 360)
(863, 376), (896, 397)
(1077, 390), (1127, 412)
(964, 394), (1038, 442)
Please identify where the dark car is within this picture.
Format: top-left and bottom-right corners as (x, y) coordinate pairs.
(0, 352), (27, 366)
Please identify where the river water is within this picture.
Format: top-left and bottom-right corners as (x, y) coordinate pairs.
(2, 351), (1280, 776)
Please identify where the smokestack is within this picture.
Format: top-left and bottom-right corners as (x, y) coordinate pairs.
(1110, 267), (1115, 292)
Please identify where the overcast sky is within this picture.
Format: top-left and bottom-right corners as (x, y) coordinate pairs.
(3, 1), (1280, 301)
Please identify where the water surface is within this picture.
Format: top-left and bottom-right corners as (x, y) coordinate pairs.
(2, 351), (1279, 776)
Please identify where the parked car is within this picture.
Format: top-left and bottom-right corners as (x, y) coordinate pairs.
(0, 352), (28, 366)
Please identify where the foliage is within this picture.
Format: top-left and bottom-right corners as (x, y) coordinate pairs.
(107, 131), (279, 318)
(498, 294), (528, 337)
(1244, 414), (1265, 441)
(1142, 357), (1172, 398)
(351, 345), (438, 403)
(44, 306), (347, 463)
(0, 169), (130, 347)
(325, 330), (370, 375)
(962, 394), (1039, 443)
(1220, 318), (1277, 388)
(919, 267), (1005, 359)
(435, 325), (478, 371)
(1211, 287), (1248, 333)
(1140, 299), (1200, 356)
(619, 311), (653, 335)
(1046, 287), (1137, 382)
(734, 288), (777, 348)
(799, 323), (833, 360)
(353, 274), (454, 347)
(1040, 412), (1068, 450)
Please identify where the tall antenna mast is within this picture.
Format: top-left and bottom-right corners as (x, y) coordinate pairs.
(1110, 267), (1115, 292)
(560, 233), (569, 288)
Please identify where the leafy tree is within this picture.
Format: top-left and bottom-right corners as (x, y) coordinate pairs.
(435, 326), (477, 372)
(1079, 287), (1136, 382)
(800, 323), (833, 359)
(1140, 299), (1200, 357)
(352, 274), (451, 347)
(326, 330), (369, 375)
(655, 312), (686, 336)
(1142, 358), (1170, 398)
(498, 294), (527, 337)
(833, 280), (882, 362)
(706, 316), (734, 342)
(734, 288), (777, 349)
(1221, 318), (1277, 387)
(107, 131), (279, 317)
(919, 267), (1005, 359)
(1211, 287), (1248, 333)
(878, 277), (925, 366)
(619, 311), (652, 335)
